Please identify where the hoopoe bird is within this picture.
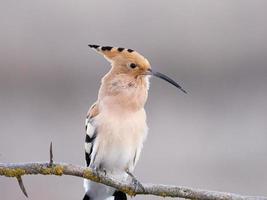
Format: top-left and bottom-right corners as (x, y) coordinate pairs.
(83, 45), (186, 200)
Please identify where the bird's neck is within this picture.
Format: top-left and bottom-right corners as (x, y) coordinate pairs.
(98, 71), (149, 113)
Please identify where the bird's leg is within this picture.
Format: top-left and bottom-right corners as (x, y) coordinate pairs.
(91, 164), (107, 177)
(101, 168), (107, 176)
(99, 163), (107, 176)
(126, 170), (145, 192)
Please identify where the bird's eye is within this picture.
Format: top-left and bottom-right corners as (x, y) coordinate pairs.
(129, 63), (137, 69)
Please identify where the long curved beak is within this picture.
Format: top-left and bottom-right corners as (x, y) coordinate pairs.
(147, 69), (187, 94)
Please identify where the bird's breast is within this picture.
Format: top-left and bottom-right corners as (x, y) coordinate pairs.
(93, 109), (148, 172)
(99, 75), (149, 112)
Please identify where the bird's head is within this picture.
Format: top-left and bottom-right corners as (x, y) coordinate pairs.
(88, 45), (187, 93)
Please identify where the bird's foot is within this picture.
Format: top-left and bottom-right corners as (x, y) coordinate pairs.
(126, 170), (145, 192)
(91, 165), (107, 177)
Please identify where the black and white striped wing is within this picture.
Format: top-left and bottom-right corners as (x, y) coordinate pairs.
(84, 116), (97, 167)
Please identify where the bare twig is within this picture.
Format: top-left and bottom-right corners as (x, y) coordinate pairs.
(0, 162), (266, 200)
(17, 176), (28, 197)
(49, 142), (53, 167)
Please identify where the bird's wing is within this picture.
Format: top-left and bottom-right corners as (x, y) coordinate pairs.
(84, 102), (99, 167)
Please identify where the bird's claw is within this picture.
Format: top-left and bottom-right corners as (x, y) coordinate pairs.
(132, 176), (145, 192)
(126, 171), (145, 192)
(102, 169), (107, 176)
(92, 165), (107, 177)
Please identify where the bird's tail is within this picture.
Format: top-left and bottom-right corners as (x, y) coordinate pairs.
(83, 179), (127, 200)
(83, 193), (90, 200)
(83, 192), (127, 200)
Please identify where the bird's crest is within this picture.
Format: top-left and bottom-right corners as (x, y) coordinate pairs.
(88, 44), (134, 53)
(88, 44), (137, 62)
(88, 44), (150, 67)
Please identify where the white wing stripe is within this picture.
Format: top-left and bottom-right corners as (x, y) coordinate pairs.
(86, 122), (95, 138)
(85, 143), (92, 153)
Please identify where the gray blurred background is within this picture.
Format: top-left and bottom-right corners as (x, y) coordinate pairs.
(0, 0), (267, 199)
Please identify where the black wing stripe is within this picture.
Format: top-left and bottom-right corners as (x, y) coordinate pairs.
(85, 138), (95, 167)
(85, 133), (96, 143)
(85, 151), (91, 167)
(85, 117), (97, 167)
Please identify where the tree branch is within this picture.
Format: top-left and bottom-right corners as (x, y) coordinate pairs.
(0, 144), (266, 200)
(0, 161), (266, 200)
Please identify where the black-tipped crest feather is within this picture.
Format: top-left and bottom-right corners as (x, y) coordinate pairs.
(88, 44), (134, 53)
